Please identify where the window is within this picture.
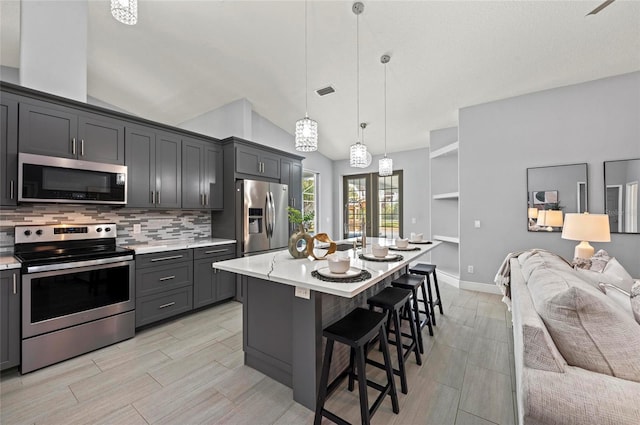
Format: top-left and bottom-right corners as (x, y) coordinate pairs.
(343, 170), (403, 239)
(303, 170), (318, 233)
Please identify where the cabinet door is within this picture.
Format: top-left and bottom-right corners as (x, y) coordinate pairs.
(216, 260), (236, 301)
(125, 126), (156, 208)
(1, 95), (18, 206)
(156, 132), (182, 209)
(18, 102), (77, 159)
(205, 144), (223, 210)
(193, 257), (216, 309)
(78, 114), (125, 164)
(260, 151), (281, 180)
(235, 145), (262, 176)
(0, 270), (20, 371)
(182, 138), (205, 209)
(290, 161), (303, 210)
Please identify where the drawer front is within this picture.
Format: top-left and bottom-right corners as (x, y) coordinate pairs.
(136, 249), (193, 269)
(136, 286), (193, 327)
(136, 262), (192, 297)
(193, 244), (235, 259)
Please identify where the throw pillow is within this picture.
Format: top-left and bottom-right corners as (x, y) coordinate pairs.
(597, 282), (634, 319)
(632, 281), (640, 325)
(527, 267), (640, 383)
(575, 257), (635, 293)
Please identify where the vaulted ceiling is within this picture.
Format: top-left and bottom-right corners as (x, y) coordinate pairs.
(1, 1), (639, 159)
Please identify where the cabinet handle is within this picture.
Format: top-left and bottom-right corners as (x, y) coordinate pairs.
(10, 180), (14, 199)
(204, 193), (207, 206)
(205, 249), (228, 254)
(80, 139), (85, 156)
(157, 191), (161, 205)
(151, 191), (155, 204)
(13, 273), (17, 295)
(158, 302), (175, 309)
(150, 254), (183, 262)
(72, 138), (77, 155)
(159, 275), (175, 282)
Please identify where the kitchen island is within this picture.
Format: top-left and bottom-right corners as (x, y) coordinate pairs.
(214, 238), (441, 409)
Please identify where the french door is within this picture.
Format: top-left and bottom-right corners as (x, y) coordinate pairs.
(343, 171), (403, 239)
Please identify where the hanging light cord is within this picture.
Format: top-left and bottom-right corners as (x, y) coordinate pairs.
(356, 8), (360, 142)
(384, 60), (387, 157)
(304, 0), (309, 116)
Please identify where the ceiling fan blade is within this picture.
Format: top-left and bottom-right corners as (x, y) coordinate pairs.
(587, 0), (616, 15)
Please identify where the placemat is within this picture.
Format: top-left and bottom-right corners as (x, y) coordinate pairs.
(409, 240), (433, 245)
(358, 254), (404, 262)
(389, 247), (421, 252)
(311, 269), (372, 283)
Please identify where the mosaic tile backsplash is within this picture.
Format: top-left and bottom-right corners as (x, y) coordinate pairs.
(0, 205), (212, 252)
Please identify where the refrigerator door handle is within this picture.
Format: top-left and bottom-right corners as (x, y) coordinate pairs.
(268, 191), (276, 238)
(264, 194), (271, 238)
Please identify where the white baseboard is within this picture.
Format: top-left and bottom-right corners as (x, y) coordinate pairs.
(459, 279), (501, 294)
(435, 271), (460, 288)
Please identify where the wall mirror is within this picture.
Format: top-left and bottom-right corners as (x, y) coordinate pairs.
(604, 159), (639, 234)
(527, 163), (588, 232)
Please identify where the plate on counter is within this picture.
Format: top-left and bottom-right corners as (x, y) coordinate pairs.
(389, 245), (420, 251)
(360, 253), (403, 261)
(315, 266), (362, 279)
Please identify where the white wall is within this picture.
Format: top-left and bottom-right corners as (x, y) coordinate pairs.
(459, 71), (640, 285)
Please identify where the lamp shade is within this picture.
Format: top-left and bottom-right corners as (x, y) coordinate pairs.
(528, 208), (538, 219)
(545, 210), (564, 227)
(536, 210), (547, 226)
(561, 213), (611, 242)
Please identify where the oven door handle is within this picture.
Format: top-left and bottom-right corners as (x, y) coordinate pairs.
(25, 255), (134, 274)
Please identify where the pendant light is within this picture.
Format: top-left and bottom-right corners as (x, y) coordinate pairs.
(295, 0), (318, 152)
(111, 0), (138, 25)
(378, 54), (393, 176)
(349, 2), (368, 168)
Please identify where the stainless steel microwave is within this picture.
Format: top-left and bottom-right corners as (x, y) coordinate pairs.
(18, 153), (127, 205)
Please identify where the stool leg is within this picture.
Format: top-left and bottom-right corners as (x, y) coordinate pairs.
(424, 275), (436, 326)
(356, 345), (371, 425)
(314, 339), (334, 425)
(348, 347), (356, 392)
(392, 309), (408, 394)
(405, 299), (422, 366)
(378, 325), (400, 414)
(432, 271), (444, 314)
(411, 288), (425, 353)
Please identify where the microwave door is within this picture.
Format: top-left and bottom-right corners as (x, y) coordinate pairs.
(268, 183), (289, 250)
(242, 180), (270, 255)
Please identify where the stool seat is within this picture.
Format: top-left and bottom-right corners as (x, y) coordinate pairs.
(391, 274), (425, 289)
(409, 263), (436, 274)
(368, 287), (412, 310)
(324, 308), (387, 347)
(408, 263), (444, 323)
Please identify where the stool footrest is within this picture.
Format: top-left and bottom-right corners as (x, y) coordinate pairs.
(321, 409), (351, 425)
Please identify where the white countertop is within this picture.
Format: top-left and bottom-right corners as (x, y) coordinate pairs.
(0, 256), (21, 270)
(124, 238), (236, 254)
(214, 238), (441, 298)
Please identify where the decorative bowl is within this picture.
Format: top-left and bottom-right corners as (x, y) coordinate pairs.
(395, 238), (409, 248)
(327, 253), (351, 273)
(410, 232), (423, 242)
(372, 244), (389, 258)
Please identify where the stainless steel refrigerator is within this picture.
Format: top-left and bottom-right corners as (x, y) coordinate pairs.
(238, 179), (289, 256)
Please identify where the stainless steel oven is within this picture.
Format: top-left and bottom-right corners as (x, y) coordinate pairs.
(15, 223), (135, 373)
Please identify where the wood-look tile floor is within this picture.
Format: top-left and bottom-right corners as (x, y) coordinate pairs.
(0, 284), (516, 425)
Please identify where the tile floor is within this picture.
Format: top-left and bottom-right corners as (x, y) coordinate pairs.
(0, 283), (516, 425)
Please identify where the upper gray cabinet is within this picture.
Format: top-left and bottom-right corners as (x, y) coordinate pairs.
(182, 138), (223, 210)
(527, 163), (588, 232)
(125, 126), (182, 208)
(236, 144), (280, 180)
(605, 159), (640, 234)
(0, 94), (18, 206)
(18, 100), (125, 164)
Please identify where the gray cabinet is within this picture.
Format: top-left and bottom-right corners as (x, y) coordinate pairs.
(1, 94), (18, 206)
(236, 144), (280, 180)
(0, 270), (20, 371)
(125, 126), (182, 209)
(135, 249), (193, 327)
(182, 138), (223, 210)
(193, 244), (236, 309)
(19, 100), (125, 164)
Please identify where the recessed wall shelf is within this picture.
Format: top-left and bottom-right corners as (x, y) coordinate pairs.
(433, 235), (460, 244)
(432, 192), (459, 200)
(429, 141), (459, 159)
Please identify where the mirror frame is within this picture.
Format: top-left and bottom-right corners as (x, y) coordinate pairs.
(604, 158), (640, 234)
(526, 163), (589, 232)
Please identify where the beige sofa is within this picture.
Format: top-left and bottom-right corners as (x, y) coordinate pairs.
(510, 251), (640, 425)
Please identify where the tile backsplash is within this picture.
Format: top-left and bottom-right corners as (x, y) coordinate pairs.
(0, 204), (212, 252)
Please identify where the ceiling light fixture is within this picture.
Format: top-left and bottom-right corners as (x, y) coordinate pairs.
(379, 54), (393, 176)
(111, 0), (137, 25)
(295, 0), (318, 152)
(349, 2), (368, 168)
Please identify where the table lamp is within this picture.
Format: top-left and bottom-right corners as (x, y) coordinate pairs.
(528, 208), (538, 219)
(543, 210), (564, 231)
(561, 213), (611, 259)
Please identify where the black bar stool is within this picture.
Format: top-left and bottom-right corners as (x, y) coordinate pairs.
(409, 263), (444, 325)
(367, 286), (421, 394)
(314, 307), (399, 425)
(391, 273), (433, 353)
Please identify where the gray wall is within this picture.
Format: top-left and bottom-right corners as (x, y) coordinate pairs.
(459, 71), (640, 285)
(332, 148), (430, 240)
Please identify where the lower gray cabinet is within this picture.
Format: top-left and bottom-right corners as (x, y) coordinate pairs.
(1, 269), (20, 371)
(193, 244), (236, 309)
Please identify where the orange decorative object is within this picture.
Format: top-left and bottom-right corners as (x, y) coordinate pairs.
(307, 233), (337, 260)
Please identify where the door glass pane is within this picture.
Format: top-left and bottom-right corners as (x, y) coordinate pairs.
(344, 175), (368, 238)
(378, 173), (400, 239)
(303, 171), (317, 233)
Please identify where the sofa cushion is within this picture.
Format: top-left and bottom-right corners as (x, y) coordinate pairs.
(576, 257), (635, 293)
(522, 253), (640, 383)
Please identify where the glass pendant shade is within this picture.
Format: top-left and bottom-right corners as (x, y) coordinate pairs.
(295, 115), (318, 152)
(111, 0), (137, 25)
(350, 142), (368, 168)
(379, 156), (393, 176)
